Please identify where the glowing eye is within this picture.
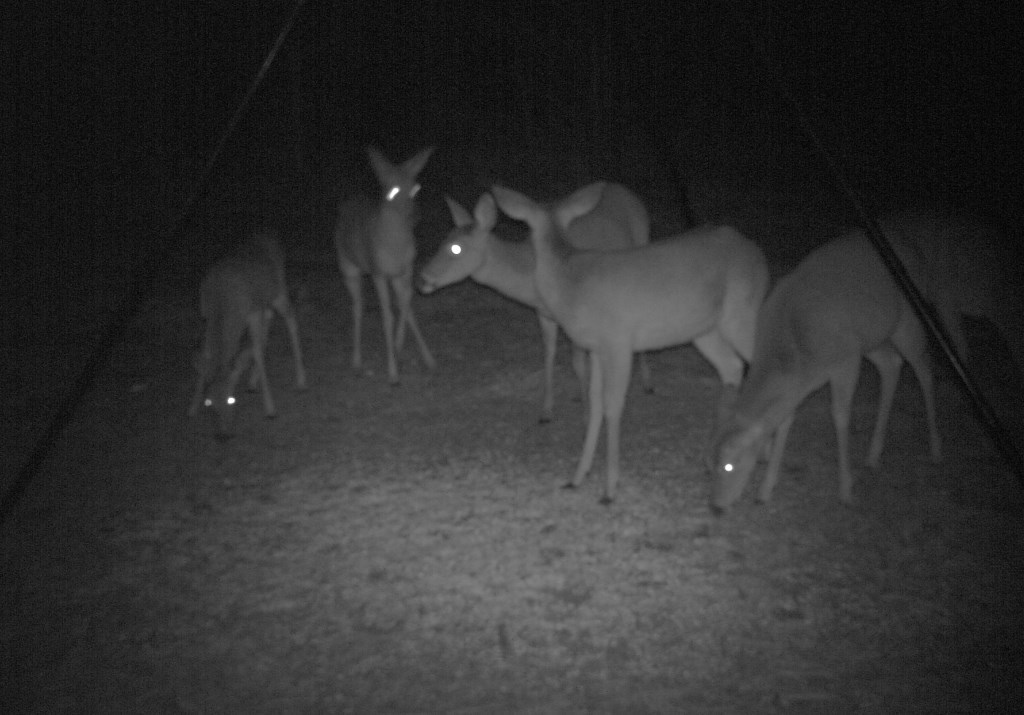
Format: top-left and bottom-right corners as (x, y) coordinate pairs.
(723, 463), (734, 472)
(450, 244), (462, 256)
(410, 184), (420, 197)
(226, 396), (236, 406)
(203, 397), (213, 407)
(386, 187), (400, 201)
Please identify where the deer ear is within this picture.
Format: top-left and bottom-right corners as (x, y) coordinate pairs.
(473, 192), (497, 232)
(555, 181), (606, 228)
(445, 196), (472, 228)
(491, 185), (532, 221)
(492, 186), (548, 236)
(367, 146), (395, 185)
(402, 146), (434, 177)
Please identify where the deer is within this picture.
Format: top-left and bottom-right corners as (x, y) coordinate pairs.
(333, 146), (436, 385)
(491, 182), (769, 504)
(417, 184), (653, 423)
(710, 230), (943, 513)
(878, 208), (1022, 378)
(188, 228), (308, 438)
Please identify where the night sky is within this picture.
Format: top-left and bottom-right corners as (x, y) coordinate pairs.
(6, 0), (1021, 291)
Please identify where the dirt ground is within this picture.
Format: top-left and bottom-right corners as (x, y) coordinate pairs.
(2, 143), (1023, 713)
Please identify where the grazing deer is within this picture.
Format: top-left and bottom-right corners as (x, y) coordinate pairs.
(878, 209), (1022, 377)
(189, 229), (307, 437)
(492, 182), (769, 504)
(711, 231), (943, 512)
(334, 146), (436, 384)
(418, 184), (653, 423)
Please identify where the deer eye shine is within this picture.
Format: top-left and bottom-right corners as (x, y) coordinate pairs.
(386, 186), (400, 201)
(450, 243), (462, 256)
(723, 462), (734, 472)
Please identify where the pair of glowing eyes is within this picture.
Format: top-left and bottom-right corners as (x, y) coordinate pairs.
(203, 395), (237, 408)
(385, 183), (421, 201)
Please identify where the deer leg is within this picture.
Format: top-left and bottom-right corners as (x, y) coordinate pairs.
(392, 273), (435, 371)
(758, 414), (795, 503)
(895, 318), (943, 462)
(571, 345), (589, 421)
(599, 346), (634, 505)
(828, 358), (862, 504)
(247, 309), (272, 392)
(569, 351), (604, 490)
(245, 311), (276, 418)
(371, 273), (399, 384)
(864, 346), (903, 468)
(341, 268), (365, 374)
(538, 313), (559, 423)
(273, 295), (307, 391)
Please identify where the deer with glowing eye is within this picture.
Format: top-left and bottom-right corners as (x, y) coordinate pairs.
(189, 228), (307, 438)
(334, 146), (436, 385)
(711, 230), (942, 512)
(418, 183), (653, 423)
(492, 182), (769, 504)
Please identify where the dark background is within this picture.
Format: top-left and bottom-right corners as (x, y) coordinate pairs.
(7, 0), (1020, 257)
(3, 0), (1020, 395)
(2, 5), (1024, 700)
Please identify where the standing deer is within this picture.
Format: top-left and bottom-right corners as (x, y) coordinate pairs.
(189, 229), (308, 437)
(418, 184), (653, 423)
(334, 146), (436, 384)
(711, 231), (943, 512)
(492, 182), (769, 504)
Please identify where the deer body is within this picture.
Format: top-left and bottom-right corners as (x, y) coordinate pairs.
(493, 182), (769, 503)
(419, 183), (652, 422)
(878, 209), (1022, 376)
(334, 146), (435, 384)
(189, 229), (307, 437)
(711, 231), (943, 511)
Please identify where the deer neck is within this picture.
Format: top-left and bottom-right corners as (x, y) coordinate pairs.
(474, 235), (538, 306)
(529, 218), (575, 315)
(736, 359), (814, 438)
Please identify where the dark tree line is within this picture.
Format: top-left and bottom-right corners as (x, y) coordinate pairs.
(6, 0), (1018, 261)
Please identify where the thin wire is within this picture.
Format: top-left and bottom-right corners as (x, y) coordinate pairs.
(728, 1), (1023, 488)
(0, 0), (311, 527)
(174, 0), (310, 231)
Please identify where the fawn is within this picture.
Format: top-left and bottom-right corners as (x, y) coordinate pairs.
(189, 229), (307, 437)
